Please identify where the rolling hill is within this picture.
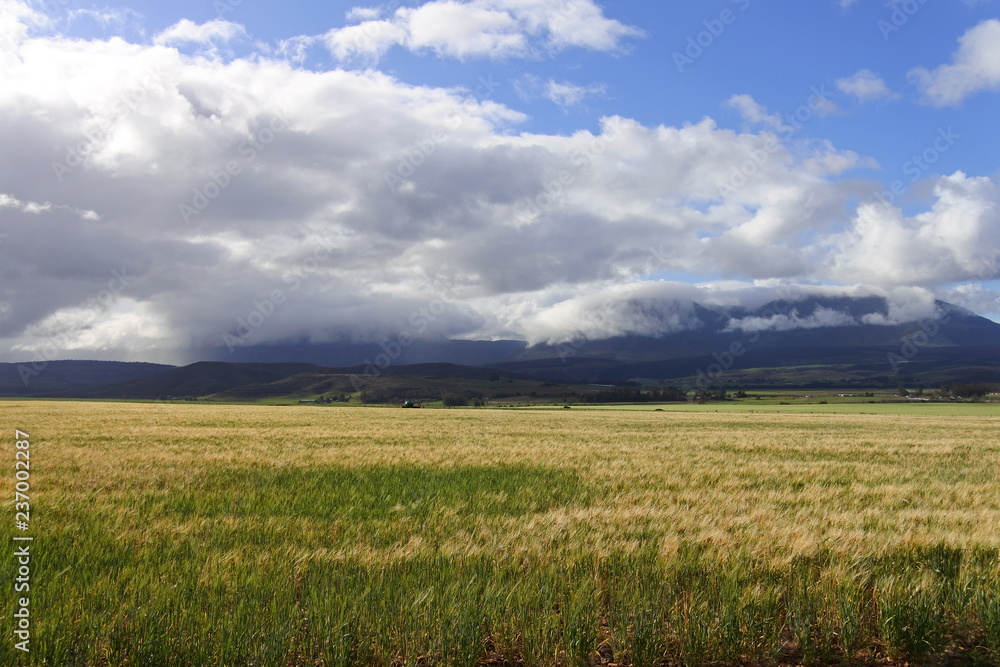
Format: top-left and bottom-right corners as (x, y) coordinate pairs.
(58, 361), (322, 400)
(0, 360), (174, 396)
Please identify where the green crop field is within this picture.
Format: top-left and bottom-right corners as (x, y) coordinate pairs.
(567, 401), (1000, 416)
(2, 401), (1000, 666)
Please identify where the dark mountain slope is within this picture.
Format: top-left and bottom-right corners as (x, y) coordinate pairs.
(9, 297), (999, 397)
(0, 360), (174, 396)
(58, 361), (322, 399)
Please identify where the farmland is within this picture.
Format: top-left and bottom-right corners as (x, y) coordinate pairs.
(2, 400), (1000, 665)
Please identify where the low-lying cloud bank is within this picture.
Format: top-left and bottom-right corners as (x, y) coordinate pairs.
(505, 283), (948, 346)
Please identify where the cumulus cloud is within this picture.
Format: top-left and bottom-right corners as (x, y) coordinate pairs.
(836, 69), (899, 102)
(910, 19), (1000, 106)
(0, 2), (998, 362)
(0, 0), (47, 60)
(826, 173), (1000, 286)
(323, 0), (642, 61)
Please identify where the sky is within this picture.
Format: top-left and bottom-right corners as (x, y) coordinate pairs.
(1, 0), (999, 365)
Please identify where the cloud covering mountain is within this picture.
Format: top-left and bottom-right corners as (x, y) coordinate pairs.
(1, 1), (998, 365)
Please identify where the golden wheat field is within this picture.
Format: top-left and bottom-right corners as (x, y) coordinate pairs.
(2, 400), (999, 666)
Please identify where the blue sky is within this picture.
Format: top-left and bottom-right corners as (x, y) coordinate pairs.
(1, 0), (999, 362)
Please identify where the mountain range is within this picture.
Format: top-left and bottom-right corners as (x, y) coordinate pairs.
(4, 296), (999, 399)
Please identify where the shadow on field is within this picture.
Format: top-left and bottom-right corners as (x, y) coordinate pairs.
(164, 464), (589, 522)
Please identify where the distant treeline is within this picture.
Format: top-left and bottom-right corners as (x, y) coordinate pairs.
(939, 383), (998, 399)
(581, 386), (688, 403)
(360, 387), (486, 405)
(359, 387), (432, 404)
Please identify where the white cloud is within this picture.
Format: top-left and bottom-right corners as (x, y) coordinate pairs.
(515, 282), (706, 344)
(544, 79), (606, 109)
(486, 282), (951, 345)
(0, 193), (98, 219)
(346, 6), (383, 22)
(860, 286), (939, 326)
(11, 298), (170, 356)
(0, 0), (48, 61)
(154, 19), (247, 46)
(274, 35), (317, 64)
(942, 283), (1000, 322)
(836, 69), (899, 102)
(68, 8), (144, 33)
(726, 92), (840, 134)
(324, 17), (413, 61)
(0, 193), (23, 209)
(725, 306), (859, 333)
(826, 172), (1000, 285)
(721, 284), (942, 332)
(726, 94), (794, 134)
(516, 74), (606, 108)
(324, 0), (642, 61)
(910, 19), (1000, 106)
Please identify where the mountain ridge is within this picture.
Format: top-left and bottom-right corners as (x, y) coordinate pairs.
(4, 297), (998, 398)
